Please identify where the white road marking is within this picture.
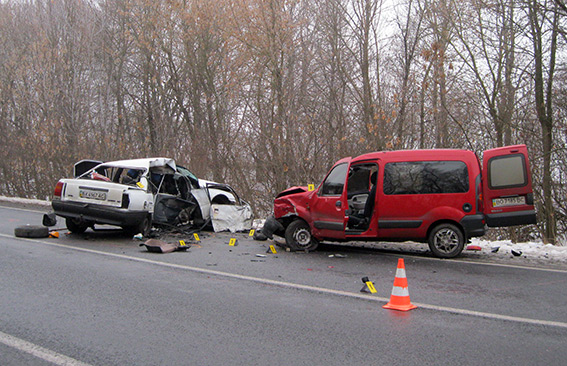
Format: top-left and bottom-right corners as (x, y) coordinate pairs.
(3, 233), (567, 330)
(0, 330), (93, 366)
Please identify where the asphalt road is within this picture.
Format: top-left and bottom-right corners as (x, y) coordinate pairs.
(1, 203), (567, 365)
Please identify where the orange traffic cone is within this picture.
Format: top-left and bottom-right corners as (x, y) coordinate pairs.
(383, 258), (417, 311)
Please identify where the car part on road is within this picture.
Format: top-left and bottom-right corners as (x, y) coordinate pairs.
(42, 212), (57, 227)
(139, 239), (189, 253)
(14, 225), (49, 238)
(254, 215), (284, 241)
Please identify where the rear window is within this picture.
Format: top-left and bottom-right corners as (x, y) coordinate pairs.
(489, 154), (527, 189)
(384, 161), (469, 195)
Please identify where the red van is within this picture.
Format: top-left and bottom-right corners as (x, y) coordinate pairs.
(267, 145), (536, 258)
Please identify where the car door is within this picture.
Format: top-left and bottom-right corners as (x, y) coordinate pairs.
(482, 144), (537, 227)
(309, 161), (349, 239)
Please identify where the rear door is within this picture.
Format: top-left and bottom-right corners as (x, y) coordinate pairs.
(482, 145), (536, 227)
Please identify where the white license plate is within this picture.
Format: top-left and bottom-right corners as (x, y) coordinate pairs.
(80, 189), (107, 201)
(493, 196), (525, 207)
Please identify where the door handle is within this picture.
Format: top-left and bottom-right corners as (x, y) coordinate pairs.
(335, 201), (342, 208)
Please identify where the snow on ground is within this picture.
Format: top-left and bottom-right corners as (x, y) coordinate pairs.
(4, 196), (567, 269)
(466, 238), (567, 266)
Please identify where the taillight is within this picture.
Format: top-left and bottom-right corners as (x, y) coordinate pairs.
(121, 193), (130, 208)
(54, 181), (64, 198)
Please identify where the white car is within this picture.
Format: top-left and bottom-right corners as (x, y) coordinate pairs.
(51, 158), (253, 235)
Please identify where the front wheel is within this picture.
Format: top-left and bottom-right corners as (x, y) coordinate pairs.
(428, 223), (464, 258)
(285, 220), (318, 251)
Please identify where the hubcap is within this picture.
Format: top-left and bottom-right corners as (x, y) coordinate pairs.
(294, 228), (311, 247)
(433, 228), (459, 253)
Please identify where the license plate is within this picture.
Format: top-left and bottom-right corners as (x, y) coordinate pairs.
(493, 196), (525, 207)
(80, 189), (107, 201)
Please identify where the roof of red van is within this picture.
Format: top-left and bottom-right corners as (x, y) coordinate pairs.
(351, 149), (478, 163)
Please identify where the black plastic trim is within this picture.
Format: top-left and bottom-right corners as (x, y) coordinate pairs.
(460, 214), (486, 237)
(485, 210), (537, 227)
(378, 220), (422, 229)
(313, 220), (344, 231)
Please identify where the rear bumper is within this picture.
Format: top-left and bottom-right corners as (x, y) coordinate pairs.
(460, 214), (486, 238)
(485, 210), (537, 227)
(52, 200), (148, 227)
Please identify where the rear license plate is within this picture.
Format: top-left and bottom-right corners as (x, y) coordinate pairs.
(493, 196), (525, 207)
(80, 189), (107, 201)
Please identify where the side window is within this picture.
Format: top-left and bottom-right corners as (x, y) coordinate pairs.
(384, 161), (469, 195)
(320, 163), (348, 196)
(347, 164), (378, 196)
(489, 154), (527, 189)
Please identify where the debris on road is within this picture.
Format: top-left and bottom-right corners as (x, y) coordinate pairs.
(512, 249), (523, 257)
(466, 244), (482, 251)
(252, 215), (284, 241)
(14, 225), (49, 238)
(139, 238), (189, 253)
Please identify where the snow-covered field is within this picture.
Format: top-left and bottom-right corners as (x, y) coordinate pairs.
(3, 196), (566, 269)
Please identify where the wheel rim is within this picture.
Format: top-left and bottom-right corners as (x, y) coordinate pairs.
(293, 227), (311, 247)
(433, 228), (459, 254)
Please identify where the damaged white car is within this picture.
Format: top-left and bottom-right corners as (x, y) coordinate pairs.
(51, 158), (253, 235)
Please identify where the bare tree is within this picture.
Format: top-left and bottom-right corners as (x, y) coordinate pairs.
(526, 0), (561, 244)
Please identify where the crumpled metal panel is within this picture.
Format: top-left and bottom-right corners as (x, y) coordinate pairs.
(210, 204), (254, 233)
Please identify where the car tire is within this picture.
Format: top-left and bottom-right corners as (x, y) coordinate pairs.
(125, 215), (152, 237)
(66, 218), (89, 234)
(428, 223), (465, 258)
(285, 219), (318, 251)
(14, 225), (49, 238)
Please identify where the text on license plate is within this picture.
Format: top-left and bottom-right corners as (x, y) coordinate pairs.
(80, 189), (107, 201)
(493, 196), (525, 207)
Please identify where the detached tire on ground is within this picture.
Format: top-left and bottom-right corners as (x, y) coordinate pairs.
(14, 225), (49, 238)
(285, 219), (319, 251)
(428, 223), (465, 258)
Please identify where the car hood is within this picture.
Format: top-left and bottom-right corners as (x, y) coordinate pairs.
(276, 186), (309, 198)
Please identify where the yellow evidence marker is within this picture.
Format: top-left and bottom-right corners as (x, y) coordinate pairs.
(229, 238), (238, 246)
(179, 240), (187, 247)
(249, 229), (255, 237)
(193, 233), (201, 242)
(308, 184), (315, 191)
(269, 245), (277, 254)
(365, 280), (377, 293)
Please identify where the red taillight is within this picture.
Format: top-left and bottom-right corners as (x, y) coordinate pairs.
(54, 181), (64, 197)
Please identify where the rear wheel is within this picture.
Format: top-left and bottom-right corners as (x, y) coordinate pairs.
(125, 215), (152, 237)
(65, 218), (89, 234)
(285, 220), (318, 251)
(428, 223), (464, 258)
